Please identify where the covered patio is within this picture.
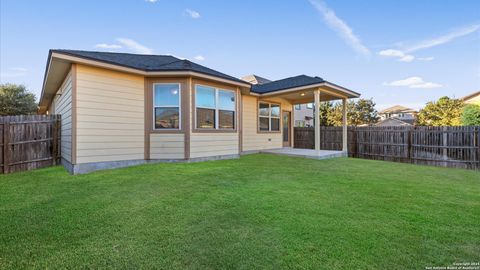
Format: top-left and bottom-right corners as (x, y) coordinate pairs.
(261, 148), (346, 159)
(252, 75), (360, 158)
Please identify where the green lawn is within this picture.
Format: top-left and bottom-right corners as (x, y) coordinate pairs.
(0, 154), (479, 269)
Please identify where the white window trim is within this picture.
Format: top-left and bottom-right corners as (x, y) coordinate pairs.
(195, 84), (236, 130)
(153, 83), (181, 130)
(258, 102), (281, 132)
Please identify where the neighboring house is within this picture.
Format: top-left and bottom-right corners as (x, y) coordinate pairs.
(39, 50), (360, 174)
(461, 91), (480, 105)
(294, 103), (314, 127)
(378, 105), (417, 126)
(375, 117), (413, 126)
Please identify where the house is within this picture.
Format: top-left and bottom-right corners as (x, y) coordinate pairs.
(241, 74), (272, 85)
(242, 75), (316, 127)
(375, 117), (413, 126)
(378, 105), (417, 125)
(293, 103), (314, 127)
(461, 91), (480, 105)
(39, 50), (360, 174)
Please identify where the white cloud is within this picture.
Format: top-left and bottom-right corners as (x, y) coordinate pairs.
(193, 55), (205, 61)
(145, 0), (158, 3)
(379, 49), (416, 62)
(185, 9), (200, 19)
(378, 49), (404, 58)
(116, 38), (153, 54)
(308, 0), (370, 56)
(384, 77), (443, 89)
(417, 57), (434, 61)
(399, 55), (415, 62)
(405, 24), (480, 53)
(95, 43), (122, 49)
(378, 23), (479, 62)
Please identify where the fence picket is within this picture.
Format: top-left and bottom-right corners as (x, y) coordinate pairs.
(294, 126), (480, 170)
(0, 115), (60, 174)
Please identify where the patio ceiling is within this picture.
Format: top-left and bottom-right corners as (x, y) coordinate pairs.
(258, 84), (357, 104)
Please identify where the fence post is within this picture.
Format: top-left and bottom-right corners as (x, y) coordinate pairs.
(407, 127), (412, 162)
(52, 116), (57, 166)
(476, 127), (480, 171)
(3, 120), (9, 174)
(442, 127), (448, 166)
(353, 127), (358, 158)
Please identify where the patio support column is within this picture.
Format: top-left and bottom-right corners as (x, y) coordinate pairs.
(342, 97), (348, 153)
(314, 89), (321, 152)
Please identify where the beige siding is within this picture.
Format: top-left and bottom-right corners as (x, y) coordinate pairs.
(188, 78), (240, 158)
(242, 95), (292, 151)
(150, 134), (185, 159)
(190, 133), (239, 158)
(76, 64), (144, 164)
(465, 95), (480, 105)
(53, 69), (73, 162)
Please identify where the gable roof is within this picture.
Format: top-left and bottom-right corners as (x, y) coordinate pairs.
(375, 117), (414, 126)
(379, 105), (417, 114)
(51, 50), (247, 84)
(40, 49), (362, 112)
(461, 90), (480, 101)
(251, 75), (326, 94)
(241, 74), (272, 85)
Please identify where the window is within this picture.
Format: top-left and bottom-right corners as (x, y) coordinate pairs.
(295, 104), (301, 110)
(154, 83), (180, 129)
(306, 103), (313, 109)
(195, 85), (236, 129)
(258, 102), (280, 132)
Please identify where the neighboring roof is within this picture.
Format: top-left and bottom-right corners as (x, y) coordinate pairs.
(51, 49), (247, 84)
(241, 74), (272, 85)
(375, 117), (413, 126)
(461, 90), (480, 101)
(251, 75), (325, 94)
(379, 105), (417, 114)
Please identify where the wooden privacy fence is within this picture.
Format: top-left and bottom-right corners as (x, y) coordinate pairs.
(0, 115), (61, 174)
(294, 126), (480, 170)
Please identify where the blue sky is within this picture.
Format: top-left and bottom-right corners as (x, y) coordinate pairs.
(1, 0), (479, 110)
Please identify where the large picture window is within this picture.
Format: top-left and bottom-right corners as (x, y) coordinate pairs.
(154, 83), (181, 129)
(195, 85), (236, 130)
(258, 102), (280, 132)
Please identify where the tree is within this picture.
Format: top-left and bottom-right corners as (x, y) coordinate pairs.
(348, 98), (379, 126)
(417, 96), (464, 126)
(319, 101), (335, 126)
(0, 84), (37, 116)
(461, 104), (480, 126)
(327, 98), (379, 126)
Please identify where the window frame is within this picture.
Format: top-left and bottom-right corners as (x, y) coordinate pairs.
(258, 101), (281, 133)
(194, 84), (237, 131)
(153, 83), (182, 131)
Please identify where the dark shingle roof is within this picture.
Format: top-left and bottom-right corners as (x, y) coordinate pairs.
(52, 49), (247, 84)
(251, 75), (325, 94)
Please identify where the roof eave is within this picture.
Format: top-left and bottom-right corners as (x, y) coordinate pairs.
(49, 51), (251, 87)
(38, 51), (251, 112)
(252, 81), (360, 98)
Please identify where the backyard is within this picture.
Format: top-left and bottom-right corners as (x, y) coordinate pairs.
(0, 154), (479, 269)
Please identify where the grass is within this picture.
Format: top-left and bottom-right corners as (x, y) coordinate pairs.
(0, 154), (479, 269)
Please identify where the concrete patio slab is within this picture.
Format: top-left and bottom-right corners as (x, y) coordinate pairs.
(260, 148), (347, 160)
